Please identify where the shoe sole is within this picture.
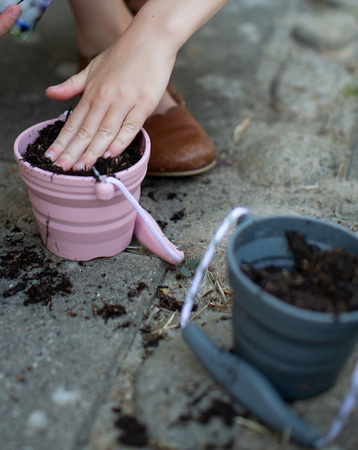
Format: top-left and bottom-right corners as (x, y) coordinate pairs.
(147, 160), (216, 178)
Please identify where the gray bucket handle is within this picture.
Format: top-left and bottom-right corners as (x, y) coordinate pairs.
(182, 323), (319, 447)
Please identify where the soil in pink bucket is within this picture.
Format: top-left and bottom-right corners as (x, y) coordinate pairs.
(23, 119), (143, 176)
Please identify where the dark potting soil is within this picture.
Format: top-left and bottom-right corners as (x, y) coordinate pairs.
(197, 399), (238, 427)
(92, 301), (127, 323)
(1, 233), (73, 308)
(156, 285), (184, 312)
(23, 119), (143, 176)
(115, 414), (149, 447)
(127, 281), (148, 300)
(241, 230), (358, 314)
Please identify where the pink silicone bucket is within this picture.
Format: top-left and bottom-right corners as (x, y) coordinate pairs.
(14, 115), (150, 261)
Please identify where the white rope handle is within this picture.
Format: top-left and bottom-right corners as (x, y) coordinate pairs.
(314, 359), (358, 447)
(178, 206), (358, 446)
(180, 206), (249, 328)
(104, 176), (182, 263)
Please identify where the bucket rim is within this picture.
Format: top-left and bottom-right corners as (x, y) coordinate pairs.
(227, 214), (358, 324)
(13, 116), (150, 184)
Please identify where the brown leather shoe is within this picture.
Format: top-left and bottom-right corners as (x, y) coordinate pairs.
(145, 84), (216, 177)
(78, 52), (100, 72)
(78, 55), (215, 176)
(145, 105), (216, 177)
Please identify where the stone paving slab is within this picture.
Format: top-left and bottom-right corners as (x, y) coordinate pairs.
(132, 323), (358, 450)
(0, 166), (165, 450)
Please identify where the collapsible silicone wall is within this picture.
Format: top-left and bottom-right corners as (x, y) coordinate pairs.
(14, 117), (150, 261)
(227, 215), (358, 399)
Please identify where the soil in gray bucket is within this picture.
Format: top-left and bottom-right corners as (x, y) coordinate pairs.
(241, 231), (358, 314)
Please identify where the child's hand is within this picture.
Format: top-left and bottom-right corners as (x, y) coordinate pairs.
(0, 5), (21, 37)
(45, 24), (175, 171)
(45, 0), (229, 171)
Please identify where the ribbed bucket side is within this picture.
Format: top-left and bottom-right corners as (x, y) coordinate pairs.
(14, 117), (150, 261)
(227, 215), (358, 399)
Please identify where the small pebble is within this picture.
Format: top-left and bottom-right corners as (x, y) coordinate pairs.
(52, 387), (80, 406)
(27, 410), (49, 430)
(292, 11), (358, 51)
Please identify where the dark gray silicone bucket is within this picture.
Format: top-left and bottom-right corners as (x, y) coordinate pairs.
(228, 214), (358, 400)
(183, 213), (358, 447)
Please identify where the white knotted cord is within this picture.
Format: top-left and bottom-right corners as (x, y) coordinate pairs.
(313, 357), (358, 447)
(180, 206), (249, 328)
(103, 176), (182, 263)
(177, 205), (358, 446)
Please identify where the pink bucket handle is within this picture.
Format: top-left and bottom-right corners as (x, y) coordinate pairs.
(93, 169), (184, 265)
(133, 209), (184, 265)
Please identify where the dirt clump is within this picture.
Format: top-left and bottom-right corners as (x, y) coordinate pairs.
(23, 119), (142, 176)
(241, 230), (358, 314)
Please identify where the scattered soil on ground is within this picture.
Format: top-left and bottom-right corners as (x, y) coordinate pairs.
(170, 209), (185, 222)
(93, 301), (127, 323)
(154, 285), (197, 312)
(178, 399), (238, 428)
(156, 285), (184, 312)
(156, 220), (168, 229)
(127, 281), (148, 300)
(241, 230), (358, 314)
(140, 324), (164, 348)
(197, 400), (238, 427)
(24, 267), (73, 308)
(23, 119), (143, 176)
(115, 414), (148, 447)
(142, 332), (163, 349)
(1, 233), (73, 308)
(0, 244), (43, 279)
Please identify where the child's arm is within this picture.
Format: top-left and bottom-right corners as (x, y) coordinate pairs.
(45, 0), (229, 171)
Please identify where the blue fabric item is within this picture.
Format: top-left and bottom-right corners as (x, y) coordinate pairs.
(0, 0), (52, 41)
